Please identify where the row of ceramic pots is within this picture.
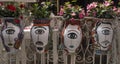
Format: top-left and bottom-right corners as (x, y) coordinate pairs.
(0, 17), (114, 54)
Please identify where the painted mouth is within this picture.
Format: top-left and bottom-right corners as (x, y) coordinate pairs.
(8, 43), (13, 46)
(37, 47), (43, 51)
(69, 45), (74, 48)
(101, 40), (110, 48)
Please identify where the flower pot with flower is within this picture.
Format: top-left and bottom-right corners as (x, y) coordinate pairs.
(59, 2), (84, 54)
(29, 2), (53, 54)
(59, 2), (84, 64)
(0, 2), (26, 53)
(87, 0), (115, 54)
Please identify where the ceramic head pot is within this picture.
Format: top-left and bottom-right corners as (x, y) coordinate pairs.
(62, 19), (82, 53)
(1, 17), (23, 52)
(92, 19), (113, 51)
(30, 19), (50, 54)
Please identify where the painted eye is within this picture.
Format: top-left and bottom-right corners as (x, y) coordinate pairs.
(35, 29), (45, 34)
(6, 29), (15, 35)
(67, 33), (77, 39)
(102, 29), (110, 35)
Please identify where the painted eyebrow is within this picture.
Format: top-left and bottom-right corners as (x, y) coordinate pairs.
(68, 30), (79, 34)
(102, 27), (111, 29)
(7, 27), (14, 28)
(34, 26), (46, 30)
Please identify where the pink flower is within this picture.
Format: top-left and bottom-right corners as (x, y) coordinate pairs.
(59, 6), (64, 16)
(117, 8), (120, 13)
(79, 13), (84, 19)
(93, 12), (96, 16)
(67, 4), (72, 8)
(70, 18), (75, 21)
(79, 10), (85, 18)
(87, 2), (97, 10)
(81, 10), (85, 15)
(71, 12), (76, 16)
(70, 18), (76, 24)
(85, 13), (89, 16)
(113, 7), (117, 11)
(104, 1), (110, 7)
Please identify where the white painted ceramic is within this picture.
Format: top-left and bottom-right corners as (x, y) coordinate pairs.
(63, 24), (82, 53)
(92, 21), (113, 51)
(31, 26), (49, 53)
(1, 18), (23, 53)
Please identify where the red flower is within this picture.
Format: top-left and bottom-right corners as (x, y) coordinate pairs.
(20, 16), (23, 20)
(20, 4), (25, 9)
(7, 4), (16, 12)
(14, 19), (20, 24)
(0, 2), (3, 6)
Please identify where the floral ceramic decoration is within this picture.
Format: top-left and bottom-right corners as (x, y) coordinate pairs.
(0, 2), (27, 52)
(87, 0), (115, 54)
(30, 2), (53, 53)
(92, 19), (113, 53)
(59, 2), (83, 53)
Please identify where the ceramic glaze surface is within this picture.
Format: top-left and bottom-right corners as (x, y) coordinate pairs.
(64, 24), (82, 53)
(1, 18), (22, 52)
(93, 21), (113, 51)
(31, 26), (49, 53)
(2, 23), (20, 47)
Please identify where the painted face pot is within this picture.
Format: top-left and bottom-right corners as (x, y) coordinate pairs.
(30, 19), (50, 53)
(92, 20), (113, 51)
(62, 19), (82, 53)
(1, 18), (23, 52)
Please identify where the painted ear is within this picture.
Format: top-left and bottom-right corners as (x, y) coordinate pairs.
(14, 39), (22, 49)
(14, 33), (23, 49)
